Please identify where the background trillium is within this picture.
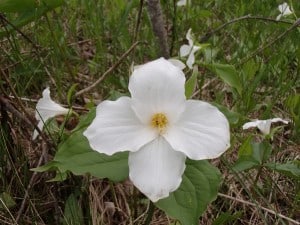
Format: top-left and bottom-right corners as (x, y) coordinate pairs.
(84, 58), (230, 202)
(179, 28), (200, 69)
(276, 2), (293, 20)
(33, 87), (69, 140)
(242, 118), (289, 135)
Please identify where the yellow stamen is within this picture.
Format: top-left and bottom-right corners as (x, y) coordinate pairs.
(151, 113), (168, 133)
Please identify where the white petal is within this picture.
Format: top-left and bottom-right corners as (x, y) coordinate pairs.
(186, 28), (193, 46)
(186, 46), (201, 69)
(168, 58), (186, 70)
(129, 58), (186, 124)
(128, 136), (186, 202)
(163, 100), (230, 160)
(278, 2), (293, 15)
(270, 118), (289, 124)
(179, 44), (192, 57)
(176, 0), (186, 6)
(243, 120), (270, 134)
(256, 120), (272, 135)
(83, 97), (156, 155)
(33, 87), (69, 140)
(243, 118), (289, 135)
(242, 120), (262, 130)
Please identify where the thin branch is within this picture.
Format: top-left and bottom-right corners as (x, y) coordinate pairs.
(0, 69), (52, 147)
(199, 15), (294, 43)
(15, 143), (48, 223)
(74, 41), (141, 97)
(133, 0), (144, 43)
(218, 192), (300, 225)
(238, 18), (300, 65)
(0, 13), (40, 50)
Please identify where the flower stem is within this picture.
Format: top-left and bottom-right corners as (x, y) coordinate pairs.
(144, 201), (155, 225)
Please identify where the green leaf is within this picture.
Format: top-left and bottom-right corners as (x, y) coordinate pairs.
(67, 84), (78, 106)
(232, 139), (272, 172)
(185, 68), (197, 99)
(212, 103), (241, 125)
(207, 63), (242, 95)
(0, 192), (16, 210)
(33, 109), (129, 182)
(266, 161), (300, 179)
(63, 193), (84, 225)
(212, 211), (242, 225)
(156, 160), (221, 225)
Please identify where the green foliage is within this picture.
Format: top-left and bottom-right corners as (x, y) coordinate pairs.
(285, 94), (300, 137)
(33, 109), (129, 182)
(185, 68), (197, 99)
(156, 160), (221, 225)
(232, 138), (272, 172)
(62, 193), (84, 225)
(0, 0), (64, 37)
(266, 161), (300, 179)
(206, 63), (242, 95)
(0, 192), (16, 210)
(212, 211), (242, 225)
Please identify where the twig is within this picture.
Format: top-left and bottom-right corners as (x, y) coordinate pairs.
(0, 13), (40, 50)
(146, 0), (170, 58)
(0, 69), (52, 146)
(0, 198), (18, 225)
(238, 18), (300, 65)
(15, 143), (48, 223)
(218, 192), (300, 225)
(74, 41), (141, 97)
(199, 14), (294, 43)
(0, 96), (32, 126)
(133, 0), (144, 43)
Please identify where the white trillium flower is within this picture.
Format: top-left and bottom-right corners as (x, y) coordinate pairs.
(276, 2), (293, 20)
(177, 0), (190, 7)
(180, 28), (201, 69)
(242, 118), (289, 135)
(84, 58), (230, 202)
(33, 87), (69, 140)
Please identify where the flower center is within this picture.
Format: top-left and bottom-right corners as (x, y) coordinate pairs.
(151, 113), (168, 133)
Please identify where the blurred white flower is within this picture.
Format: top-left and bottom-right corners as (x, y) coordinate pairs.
(177, 0), (190, 7)
(179, 28), (201, 69)
(33, 87), (69, 140)
(84, 58), (230, 202)
(276, 2), (293, 20)
(167, 58), (186, 70)
(242, 118), (289, 135)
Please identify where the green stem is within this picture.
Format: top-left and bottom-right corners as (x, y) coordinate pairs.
(144, 201), (155, 225)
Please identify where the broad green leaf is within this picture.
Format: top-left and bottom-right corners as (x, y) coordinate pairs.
(207, 63), (242, 95)
(242, 59), (258, 81)
(0, 192), (16, 210)
(232, 139), (272, 172)
(63, 193), (84, 225)
(266, 161), (300, 179)
(36, 131), (129, 182)
(33, 109), (129, 182)
(156, 160), (221, 225)
(185, 68), (197, 99)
